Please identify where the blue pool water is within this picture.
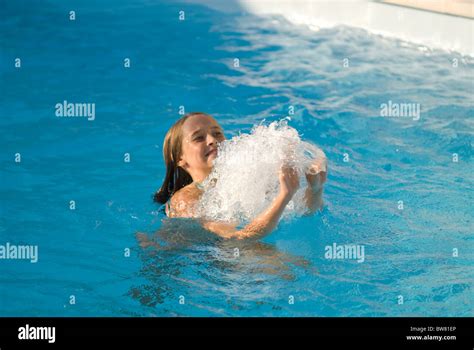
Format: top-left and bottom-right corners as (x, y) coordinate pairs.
(1, 0), (473, 316)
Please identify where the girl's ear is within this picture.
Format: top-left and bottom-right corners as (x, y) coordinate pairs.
(177, 157), (187, 169)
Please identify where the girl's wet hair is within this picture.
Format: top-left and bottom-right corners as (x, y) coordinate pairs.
(153, 112), (211, 204)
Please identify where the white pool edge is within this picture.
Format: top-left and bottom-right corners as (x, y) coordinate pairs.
(187, 0), (474, 57)
(238, 0), (474, 57)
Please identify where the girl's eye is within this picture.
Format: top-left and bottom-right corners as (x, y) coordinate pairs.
(193, 131), (223, 141)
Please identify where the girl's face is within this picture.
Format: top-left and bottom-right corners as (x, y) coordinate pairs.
(178, 115), (225, 178)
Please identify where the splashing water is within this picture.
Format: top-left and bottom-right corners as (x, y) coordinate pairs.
(197, 119), (326, 225)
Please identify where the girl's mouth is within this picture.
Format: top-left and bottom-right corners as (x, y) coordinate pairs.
(206, 149), (217, 157)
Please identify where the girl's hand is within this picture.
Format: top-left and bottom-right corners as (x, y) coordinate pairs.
(278, 165), (300, 200)
(306, 156), (327, 192)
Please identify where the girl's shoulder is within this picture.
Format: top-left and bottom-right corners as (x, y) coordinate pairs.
(167, 183), (202, 218)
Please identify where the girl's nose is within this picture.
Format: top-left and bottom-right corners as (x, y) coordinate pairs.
(206, 133), (217, 145)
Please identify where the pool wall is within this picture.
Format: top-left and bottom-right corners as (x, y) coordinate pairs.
(185, 0), (474, 56)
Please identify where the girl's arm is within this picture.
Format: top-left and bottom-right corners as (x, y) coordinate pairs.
(187, 166), (299, 240)
(201, 190), (294, 240)
(304, 155), (327, 215)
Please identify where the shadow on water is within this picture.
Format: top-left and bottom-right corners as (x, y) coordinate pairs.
(129, 217), (316, 312)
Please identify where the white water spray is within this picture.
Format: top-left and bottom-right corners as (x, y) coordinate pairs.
(197, 118), (326, 225)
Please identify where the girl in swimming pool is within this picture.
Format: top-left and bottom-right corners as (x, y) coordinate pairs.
(154, 112), (327, 240)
